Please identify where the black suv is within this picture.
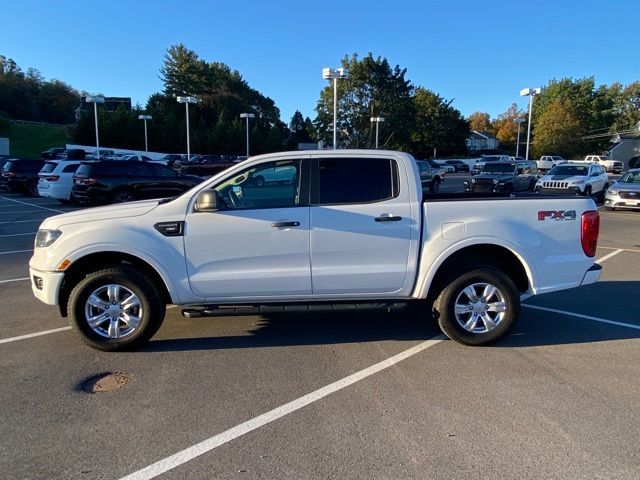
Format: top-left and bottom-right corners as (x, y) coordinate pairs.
(72, 160), (204, 204)
(1, 159), (45, 196)
(464, 160), (539, 193)
(40, 147), (66, 160)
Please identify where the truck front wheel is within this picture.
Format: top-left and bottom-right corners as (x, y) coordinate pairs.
(68, 266), (166, 351)
(433, 266), (520, 346)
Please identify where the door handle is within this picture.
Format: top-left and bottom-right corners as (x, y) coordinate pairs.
(375, 215), (402, 222)
(271, 221), (300, 228)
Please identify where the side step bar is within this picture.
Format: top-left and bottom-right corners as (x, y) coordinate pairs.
(182, 302), (408, 318)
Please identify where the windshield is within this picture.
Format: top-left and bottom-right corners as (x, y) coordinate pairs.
(548, 165), (588, 176)
(618, 171), (640, 183)
(483, 163), (514, 173)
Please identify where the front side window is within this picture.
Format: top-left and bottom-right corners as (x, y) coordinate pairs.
(212, 160), (301, 210)
(317, 157), (396, 205)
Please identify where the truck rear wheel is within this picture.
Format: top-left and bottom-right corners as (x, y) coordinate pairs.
(68, 266), (166, 351)
(432, 266), (520, 346)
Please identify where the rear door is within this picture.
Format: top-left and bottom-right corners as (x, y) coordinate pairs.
(309, 155), (415, 295)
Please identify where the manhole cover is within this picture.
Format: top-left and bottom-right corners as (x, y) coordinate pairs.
(79, 372), (132, 394)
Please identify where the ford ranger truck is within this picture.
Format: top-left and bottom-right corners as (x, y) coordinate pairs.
(29, 150), (602, 351)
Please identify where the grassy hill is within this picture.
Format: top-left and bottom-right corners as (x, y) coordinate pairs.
(0, 122), (73, 158)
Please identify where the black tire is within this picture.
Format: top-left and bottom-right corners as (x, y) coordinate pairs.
(112, 189), (135, 203)
(27, 180), (39, 197)
(432, 266), (520, 346)
(68, 266), (166, 351)
(598, 183), (608, 203)
(504, 184), (513, 194)
(429, 177), (440, 193)
(528, 179), (536, 191)
(583, 185), (592, 197)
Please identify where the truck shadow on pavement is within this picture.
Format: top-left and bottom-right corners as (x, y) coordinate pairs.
(142, 281), (639, 352)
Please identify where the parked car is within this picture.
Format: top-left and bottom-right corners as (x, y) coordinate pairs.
(584, 155), (623, 174)
(537, 155), (565, 172)
(416, 160), (445, 193)
(29, 149), (602, 351)
(85, 149), (114, 160)
(535, 162), (609, 200)
(604, 168), (640, 211)
(0, 159), (45, 196)
(443, 160), (470, 172)
(249, 165), (296, 186)
(509, 156), (525, 162)
(106, 153), (129, 160)
(121, 154), (154, 162)
(435, 161), (455, 173)
(72, 160), (204, 205)
(58, 149), (86, 160)
(465, 161), (538, 193)
(40, 147), (66, 160)
(179, 155), (235, 176)
(159, 154), (185, 168)
(472, 155), (510, 174)
(37, 160), (82, 203)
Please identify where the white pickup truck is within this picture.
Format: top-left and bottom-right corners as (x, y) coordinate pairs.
(29, 150), (602, 351)
(584, 155), (623, 174)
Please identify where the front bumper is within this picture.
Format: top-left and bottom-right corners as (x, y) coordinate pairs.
(604, 193), (640, 209)
(535, 186), (582, 195)
(581, 263), (602, 286)
(29, 268), (64, 305)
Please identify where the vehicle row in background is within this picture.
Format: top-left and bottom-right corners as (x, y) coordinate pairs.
(465, 160), (538, 193)
(416, 159), (447, 193)
(535, 162), (609, 200)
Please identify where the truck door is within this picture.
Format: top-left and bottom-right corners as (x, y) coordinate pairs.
(183, 158), (312, 299)
(309, 156), (416, 295)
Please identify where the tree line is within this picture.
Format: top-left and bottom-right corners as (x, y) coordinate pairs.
(2, 47), (638, 159)
(468, 78), (640, 159)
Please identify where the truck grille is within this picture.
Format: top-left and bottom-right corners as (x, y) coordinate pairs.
(473, 178), (495, 188)
(542, 181), (569, 189)
(619, 191), (640, 199)
(613, 162), (623, 168)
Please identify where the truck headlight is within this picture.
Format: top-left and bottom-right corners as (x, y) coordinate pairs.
(35, 229), (62, 248)
(470, 178), (476, 183)
(492, 179), (499, 185)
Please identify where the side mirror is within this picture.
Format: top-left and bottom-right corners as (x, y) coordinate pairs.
(195, 190), (219, 212)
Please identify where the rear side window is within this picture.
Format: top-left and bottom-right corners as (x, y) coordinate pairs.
(317, 157), (397, 205)
(62, 164), (80, 174)
(41, 162), (58, 174)
(75, 164), (96, 177)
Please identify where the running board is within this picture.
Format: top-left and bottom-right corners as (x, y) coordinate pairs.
(181, 302), (408, 318)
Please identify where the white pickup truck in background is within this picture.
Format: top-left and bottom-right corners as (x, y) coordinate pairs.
(584, 155), (623, 173)
(29, 150), (602, 351)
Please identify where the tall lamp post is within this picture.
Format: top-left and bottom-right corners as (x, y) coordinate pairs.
(370, 117), (385, 148)
(176, 96), (198, 160)
(514, 117), (525, 158)
(322, 67), (349, 149)
(85, 95), (105, 159)
(520, 87), (542, 160)
(239, 113), (255, 157)
(138, 114), (152, 152)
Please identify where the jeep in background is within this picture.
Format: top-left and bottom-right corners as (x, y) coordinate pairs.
(465, 160), (538, 193)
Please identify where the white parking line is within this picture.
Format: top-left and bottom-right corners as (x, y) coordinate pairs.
(0, 196), (64, 214)
(119, 335), (446, 480)
(599, 245), (640, 254)
(0, 326), (72, 345)
(522, 304), (640, 331)
(0, 277), (29, 284)
(0, 249), (32, 255)
(595, 249), (624, 264)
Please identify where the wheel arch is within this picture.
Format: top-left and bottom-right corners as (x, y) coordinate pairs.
(58, 250), (175, 317)
(415, 240), (536, 301)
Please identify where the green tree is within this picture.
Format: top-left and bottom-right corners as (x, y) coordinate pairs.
(314, 53), (415, 149)
(468, 112), (493, 133)
(410, 88), (469, 158)
(532, 99), (582, 158)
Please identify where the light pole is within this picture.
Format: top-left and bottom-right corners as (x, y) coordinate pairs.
(239, 113), (255, 157)
(85, 95), (105, 159)
(514, 117), (525, 157)
(176, 96), (198, 160)
(138, 114), (152, 152)
(520, 87), (542, 160)
(370, 117), (385, 148)
(322, 67), (349, 149)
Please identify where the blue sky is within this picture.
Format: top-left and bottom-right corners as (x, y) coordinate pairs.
(2, 0), (637, 123)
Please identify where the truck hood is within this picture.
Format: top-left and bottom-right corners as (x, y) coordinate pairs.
(541, 174), (586, 182)
(40, 199), (160, 229)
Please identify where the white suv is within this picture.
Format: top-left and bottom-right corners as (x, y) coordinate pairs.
(37, 160), (82, 203)
(535, 162), (609, 200)
(537, 155), (565, 171)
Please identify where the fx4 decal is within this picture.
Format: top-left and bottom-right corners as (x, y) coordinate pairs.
(538, 210), (577, 221)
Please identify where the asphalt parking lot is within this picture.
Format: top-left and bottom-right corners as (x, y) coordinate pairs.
(1, 179), (639, 480)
